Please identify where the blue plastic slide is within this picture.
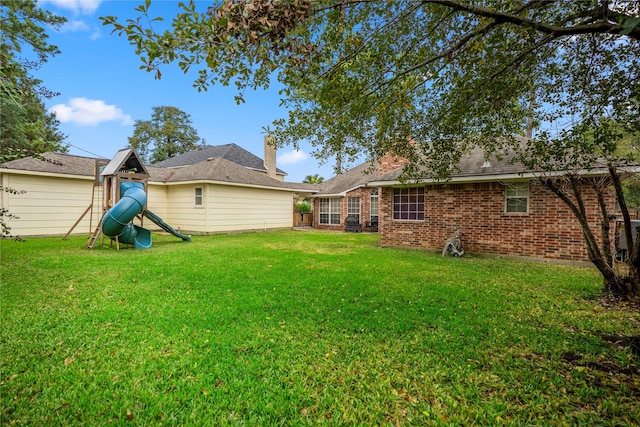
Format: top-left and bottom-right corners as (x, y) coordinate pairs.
(144, 210), (191, 241)
(102, 182), (151, 249)
(102, 182), (191, 249)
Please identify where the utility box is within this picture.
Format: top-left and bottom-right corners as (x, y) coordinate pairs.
(615, 219), (640, 262)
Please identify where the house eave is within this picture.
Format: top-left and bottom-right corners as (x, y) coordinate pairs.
(290, 188), (320, 194)
(313, 193), (345, 198)
(0, 168), (307, 193)
(367, 167), (630, 187)
(0, 168), (94, 181)
(314, 184), (370, 198)
(155, 179), (297, 192)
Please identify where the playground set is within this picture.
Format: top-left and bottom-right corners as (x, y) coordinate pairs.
(65, 148), (191, 249)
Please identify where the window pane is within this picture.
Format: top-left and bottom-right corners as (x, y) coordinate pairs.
(320, 198), (343, 224)
(348, 196), (360, 224)
(505, 183), (529, 213)
(507, 198), (528, 213)
(393, 187), (425, 221)
(348, 197), (360, 216)
(370, 195), (379, 217)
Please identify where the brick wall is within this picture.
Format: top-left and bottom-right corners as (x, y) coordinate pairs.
(379, 180), (615, 262)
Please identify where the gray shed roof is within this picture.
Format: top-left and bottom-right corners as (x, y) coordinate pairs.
(101, 148), (149, 176)
(153, 144), (287, 176)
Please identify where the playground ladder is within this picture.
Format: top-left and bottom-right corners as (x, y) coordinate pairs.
(86, 219), (103, 249)
(64, 182), (102, 240)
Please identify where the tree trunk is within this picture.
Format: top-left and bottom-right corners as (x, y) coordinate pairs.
(539, 175), (638, 298)
(603, 271), (638, 298)
(606, 165), (639, 297)
(625, 263), (640, 295)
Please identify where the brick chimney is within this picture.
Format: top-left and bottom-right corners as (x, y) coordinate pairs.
(377, 137), (415, 174)
(378, 152), (409, 174)
(264, 135), (277, 179)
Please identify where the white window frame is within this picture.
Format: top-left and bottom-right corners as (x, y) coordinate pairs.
(393, 187), (425, 221)
(505, 183), (529, 213)
(319, 198), (341, 225)
(347, 197), (361, 223)
(370, 189), (379, 222)
(194, 186), (203, 207)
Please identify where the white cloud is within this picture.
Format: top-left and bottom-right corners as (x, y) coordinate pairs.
(277, 149), (308, 164)
(56, 18), (102, 40)
(59, 19), (90, 32)
(89, 27), (102, 40)
(50, 98), (132, 126)
(41, 0), (102, 15)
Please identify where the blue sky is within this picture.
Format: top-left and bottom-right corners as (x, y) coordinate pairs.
(35, 0), (338, 183)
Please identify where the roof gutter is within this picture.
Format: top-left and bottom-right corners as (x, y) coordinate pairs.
(0, 168), (94, 181)
(367, 166), (640, 187)
(0, 167), (313, 193)
(158, 179), (307, 193)
(314, 184), (375, 198)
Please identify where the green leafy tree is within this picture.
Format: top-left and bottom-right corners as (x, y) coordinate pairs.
(295, 202), (311, 213)
(1, 0), (68, 239)
(129, 106), (205, 163)
(616, 129), (640, 209)
(302, 174), (324, 184)
(104, 1), (640, 295)
(1, 0), (68, 163)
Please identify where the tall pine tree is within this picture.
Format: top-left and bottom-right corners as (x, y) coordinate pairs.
(1, 0), (68, 162)
(128, 106), (205, 164)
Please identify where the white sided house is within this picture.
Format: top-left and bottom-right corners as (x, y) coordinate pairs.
(1, 142), (310, 238)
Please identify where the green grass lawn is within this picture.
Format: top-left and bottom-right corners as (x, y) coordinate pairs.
(1, 230), (639, 426)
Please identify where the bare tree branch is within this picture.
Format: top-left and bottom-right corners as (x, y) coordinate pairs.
(424, 0), (640, 41)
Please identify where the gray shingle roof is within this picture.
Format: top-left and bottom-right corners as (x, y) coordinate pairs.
(1, 152), (103, 177)
(7, 137), (583, 194)
(312, 138), (539, 195)
(375, 146), (530, 183)
(1, 152), (308, 192)
(314, 162), (382, 196)
(153, 144), (287, 176)
(159, 156), (296, 189)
